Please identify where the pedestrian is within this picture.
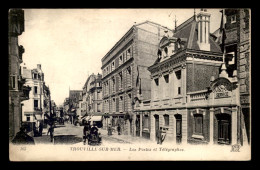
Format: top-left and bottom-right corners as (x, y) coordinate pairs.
(156, 127), (162, 144)
(49, 122), (54, 142)
(117, 124), (121, 135)
(83, 120), (91, 145)
(12, 124), (35, 145)
(108, 123), (112, 136)
(39, 122), (43, 136)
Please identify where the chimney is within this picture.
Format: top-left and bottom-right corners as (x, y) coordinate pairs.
(197, 9), (211, 51)
(37, 64), (41, 70)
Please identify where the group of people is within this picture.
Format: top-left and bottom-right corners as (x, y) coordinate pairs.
(107, 124), (121, 136)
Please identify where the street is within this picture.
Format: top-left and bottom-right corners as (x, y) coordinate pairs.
(33, 122), (153, 146)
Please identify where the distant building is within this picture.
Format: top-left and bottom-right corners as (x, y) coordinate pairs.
(68, 90), (82, 123)
(101, 21), (172, 134)
(83, 73), (103, 114)
(63, 97), (69, 115)
(9, 9), (31, 141)
(81, 73), (103, 126)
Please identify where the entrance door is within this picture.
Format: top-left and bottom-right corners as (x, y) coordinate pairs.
(154, 115), (159, 140)
(136, 115), (140, 137)
(217, 114), (231, 145)
(175, 114), (182, 144)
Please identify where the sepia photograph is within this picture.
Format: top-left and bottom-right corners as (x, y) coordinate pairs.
(8, 8), (251, 161)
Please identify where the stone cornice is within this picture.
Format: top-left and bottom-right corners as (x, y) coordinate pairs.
(148, 49), (186, 72)
(148, 48), (223, 78)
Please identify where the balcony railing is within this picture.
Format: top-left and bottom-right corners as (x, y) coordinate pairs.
(187, 90), (209, 103)
(34, 107), (42, 112)
(20, 85), (31, 101)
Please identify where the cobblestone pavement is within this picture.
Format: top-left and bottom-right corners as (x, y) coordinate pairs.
(33, 123), (154, 145)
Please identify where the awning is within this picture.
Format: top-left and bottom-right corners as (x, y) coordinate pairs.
(89, 116), (102, 121)
(35, 114), (43, 120)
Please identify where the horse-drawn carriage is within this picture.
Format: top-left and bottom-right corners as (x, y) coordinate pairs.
(83, 122), (102, 145)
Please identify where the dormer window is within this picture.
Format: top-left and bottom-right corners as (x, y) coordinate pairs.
(157, 49), (162, 58)
(164, 47), (168, 58)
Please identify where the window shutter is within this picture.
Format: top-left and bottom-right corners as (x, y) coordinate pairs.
(116, 76), (119, 91)
(115, 58), (119, 69)
(116, 97), (119, 112)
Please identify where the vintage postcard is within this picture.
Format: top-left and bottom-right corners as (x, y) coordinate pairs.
(9, 8), (251, 161)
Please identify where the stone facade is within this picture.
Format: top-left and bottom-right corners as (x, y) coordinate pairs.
(134, 10), (243, 146)
(9, 9), (31, 141)
(21, 64), (46, 130)
(83, 73), (103, 115)
(101, 21), (172, 134)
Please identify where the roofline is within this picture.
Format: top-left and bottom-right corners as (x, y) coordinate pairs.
(174, 16), (195, 33)
(101, 26), (135, 63)
(101, 20), (172, 64)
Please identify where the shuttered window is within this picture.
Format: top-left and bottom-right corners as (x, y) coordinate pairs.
(116, 97), (119, 112)
(116, 76), (119, 92)
(194, 114), (203, 135)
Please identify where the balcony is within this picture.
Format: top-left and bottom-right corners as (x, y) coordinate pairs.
(187, 90), (209, 103)
(34, 107), (42, 112)
(20, 85), (31, 101)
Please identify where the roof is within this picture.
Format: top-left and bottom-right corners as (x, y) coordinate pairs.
(152, 15), (222, 66)
(173, 16), (222, 53)
(101, 20), (172, 64)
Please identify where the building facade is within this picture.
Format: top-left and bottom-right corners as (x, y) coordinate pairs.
(134, 9), (246, 146)
(21, 64), (46, 130)
(213, 9), (251, 144)
(68, 90), (82, 123)
(101, 21), (172, 134)
(9, 9), (31, 141)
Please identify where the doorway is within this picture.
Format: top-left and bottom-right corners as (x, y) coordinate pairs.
(217, 114), (231, 145)
(175, 114), (182, 144)
(136, 115), (140, 137)
(154, 114), (159, 141)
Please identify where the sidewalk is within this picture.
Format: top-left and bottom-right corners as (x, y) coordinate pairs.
(99, 128), (155, 145)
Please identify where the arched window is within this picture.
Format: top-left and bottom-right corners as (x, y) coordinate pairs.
(164, 47), (168, 55)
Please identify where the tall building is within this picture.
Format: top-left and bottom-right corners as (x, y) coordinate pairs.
(134, 9), (245, 146)
(83, 73), (102, 114)
(21, 64), (46, 133)
(101, 21), (172, 134)
(9, 9), (31, 141)
(81, 73), (103, 126)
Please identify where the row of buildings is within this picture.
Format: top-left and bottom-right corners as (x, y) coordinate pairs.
(64, 8), (250, 146)
(21, 63), (57, 130)
(63, 73), (103, 124)
(9, 9), (56, 140)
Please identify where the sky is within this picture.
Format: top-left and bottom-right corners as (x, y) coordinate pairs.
(19, 8), (222, 106)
